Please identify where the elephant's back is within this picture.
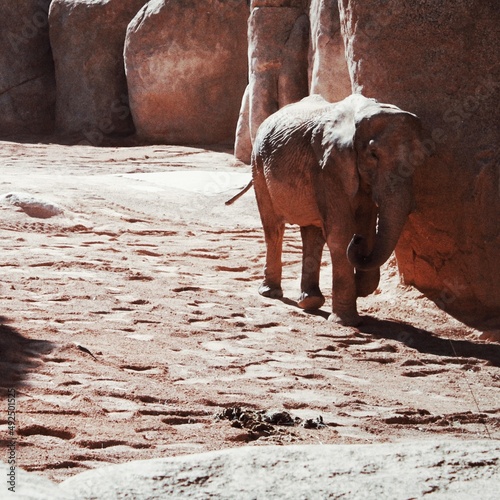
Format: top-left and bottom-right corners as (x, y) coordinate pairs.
(253, 96), (331, 162)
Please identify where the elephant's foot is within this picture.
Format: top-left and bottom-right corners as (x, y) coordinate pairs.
(297, 291), (325, 310)
(258, 282), (283, 299)
(328, 311), (361, 327)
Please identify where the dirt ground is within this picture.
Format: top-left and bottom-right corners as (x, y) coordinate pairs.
(0, 140), (498, 483)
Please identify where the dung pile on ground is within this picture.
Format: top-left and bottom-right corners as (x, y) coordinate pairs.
(216, 407), (329, 441)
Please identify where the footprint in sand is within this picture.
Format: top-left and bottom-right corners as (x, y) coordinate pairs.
(17, 424), (75, 440)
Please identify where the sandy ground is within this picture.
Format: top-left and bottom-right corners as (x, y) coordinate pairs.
(0, 140), (498, 483)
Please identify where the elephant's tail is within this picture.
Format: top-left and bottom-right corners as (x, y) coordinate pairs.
(225, 179), (253, 205)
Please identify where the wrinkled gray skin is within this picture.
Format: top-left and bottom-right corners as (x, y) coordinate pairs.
(252, 94), (423, 326)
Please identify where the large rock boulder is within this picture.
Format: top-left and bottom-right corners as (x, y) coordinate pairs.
(3, 441), (499, 498)
(124, 0), (248, 145)
(339, 0), (500, 327)
(309, 0), (351, 101)
(49, 0), (147, 144)
(0, 1), (55, 136)
(234, 1), (310, 163)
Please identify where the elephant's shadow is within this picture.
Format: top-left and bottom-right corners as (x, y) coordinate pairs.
(280, 299), (500, 367)
(358, 317), (500, 367)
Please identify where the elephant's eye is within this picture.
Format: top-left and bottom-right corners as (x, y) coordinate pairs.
(368, 140), (378, 160)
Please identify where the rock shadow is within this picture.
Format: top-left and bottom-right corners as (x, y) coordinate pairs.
(0, 316), (56, 396)
(358, 316), (500, 367)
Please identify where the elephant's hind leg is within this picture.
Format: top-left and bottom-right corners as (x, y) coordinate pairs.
(298, 225), (325, 310)
(254, 171), (285, 299)
(258, 221), (285, 299)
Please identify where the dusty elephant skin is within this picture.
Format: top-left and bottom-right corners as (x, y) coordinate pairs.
(252, 94), (423, 326)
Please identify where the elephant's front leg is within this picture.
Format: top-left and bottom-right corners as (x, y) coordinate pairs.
(298, 225), (325, 310)
(327, 238), (361, 327)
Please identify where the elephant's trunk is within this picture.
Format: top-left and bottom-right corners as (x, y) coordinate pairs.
(347, 194), (412, 271)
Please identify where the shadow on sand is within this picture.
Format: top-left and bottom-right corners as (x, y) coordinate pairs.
(358, 316), (500, 367)
(0, 316), (56, 396)
(279, 297), (500, 367)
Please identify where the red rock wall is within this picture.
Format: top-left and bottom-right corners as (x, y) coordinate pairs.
(235, 0), (329, 162)
(309, 0), (351, 102)
(339, 0), (500, 326)
(0, 1), (55, 135)
(235, 0), (352, 162)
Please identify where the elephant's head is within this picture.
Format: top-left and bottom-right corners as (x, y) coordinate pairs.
(347, 98), (424, 271)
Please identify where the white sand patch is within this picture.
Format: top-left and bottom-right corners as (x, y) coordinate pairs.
(116, 170), (251, 196)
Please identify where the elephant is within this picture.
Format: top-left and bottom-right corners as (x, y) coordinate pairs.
(251, 93), (423, 326)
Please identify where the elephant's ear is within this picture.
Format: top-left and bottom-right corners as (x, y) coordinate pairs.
(313, 117), (359, 199)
